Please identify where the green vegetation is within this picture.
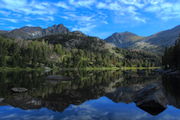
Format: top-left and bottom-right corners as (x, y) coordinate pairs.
(0, 35), (160, 70)
(162, 35), (180, 70)
(0, 67), (46, 72)
(120, 67), (161, 70)
(66, 67), (120, 71)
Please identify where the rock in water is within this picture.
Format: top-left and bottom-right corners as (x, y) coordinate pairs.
(0, 98), (4, 102)
(46, 75), (72, 81)
(134, 84), (168, 115)
(11, 88), (28, 93)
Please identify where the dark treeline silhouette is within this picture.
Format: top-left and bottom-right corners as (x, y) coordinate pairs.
(162, 35), (180, 70)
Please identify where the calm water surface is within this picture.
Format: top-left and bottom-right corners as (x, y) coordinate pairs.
(0, 70), (179, 120)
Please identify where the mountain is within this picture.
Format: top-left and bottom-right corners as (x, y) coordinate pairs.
(1, 24), (69, 40)
(105, 25), (180, 54)
(105, 32), (144, 48)
(0, 24), (160, 68)
(0, 30), (8, 35)
(2, 24), (179, 55)
(0, 24), (118, 55)
(35, 33), (117, 54)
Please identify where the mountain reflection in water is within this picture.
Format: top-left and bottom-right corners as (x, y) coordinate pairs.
(0, 70), (179, 120)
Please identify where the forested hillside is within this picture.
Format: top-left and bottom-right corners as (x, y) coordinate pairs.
(162, 35), (180, 70)
(0, 34), (160, 69)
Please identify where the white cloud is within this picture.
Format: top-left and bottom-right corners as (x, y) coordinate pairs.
(0, 10), (11, 16)
(0, 0), (56, 15)
(145, 1), (180, 20)
(72, 23), (97, 33)
(0, 0), (179, 35)
(62, 12), (95, 24)
(56, 2), (70, 9)
(119, 0), (145, 8)
(0, 18), (18, 23)
(1, 0), (27, 9)
(69, 0), (96, 8)
(97, 2), (122, 11)
(96, 2), (107, 9)
(134, 16), (146, 23)
(96, 1), (146, 23)
(61, 12), (97, 33)
(102, 21), (108, 24)
(37, 16), (55, 21)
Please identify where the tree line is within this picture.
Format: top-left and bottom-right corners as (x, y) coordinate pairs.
(0, 36), (160, 69)
(162, 35), (180, 70)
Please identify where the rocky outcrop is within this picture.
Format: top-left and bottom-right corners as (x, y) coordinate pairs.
(42, 24), (69, 36)
(134, 84), (168, 115)
(2, 24), (69, 40)
(11, 88), (28, 93)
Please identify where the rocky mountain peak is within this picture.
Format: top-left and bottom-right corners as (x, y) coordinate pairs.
(0, 24), (70, 40)
(105, 31), (143, 48)
(72, 31), (85, 36)
(44, 24), (69, 36)
(105, 25), (180, 54)
(114, 31), (141, 38)
(18, 26), (42, 33)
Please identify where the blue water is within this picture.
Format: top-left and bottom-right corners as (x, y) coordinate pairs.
(0, 70), (179, 120)
(0, 97), (179, 120)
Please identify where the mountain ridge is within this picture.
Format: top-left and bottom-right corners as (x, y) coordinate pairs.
(1, 24), (69, 40)
(105, 25), (180, 54)
(1, 24), (179, 54)
(105, 31), (144, 48)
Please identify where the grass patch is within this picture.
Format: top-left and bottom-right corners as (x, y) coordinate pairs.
(120, 67), (161, 70)
(59, 67), (120, 71)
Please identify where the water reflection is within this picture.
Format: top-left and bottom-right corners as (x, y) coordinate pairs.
(0, 70), (179, 120)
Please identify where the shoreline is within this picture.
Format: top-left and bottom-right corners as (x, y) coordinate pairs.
(0, 66), (161, 72)
(0, 67), (46, 72)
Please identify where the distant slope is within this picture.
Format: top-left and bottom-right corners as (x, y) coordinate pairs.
(35, 33), (117, 54)
(105, 25), (180, 54)
(0, 30), (8, 35)
(33, 32), (160, 67)
(105, 32), (144, 48)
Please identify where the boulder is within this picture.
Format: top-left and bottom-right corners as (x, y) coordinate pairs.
(46, 75), (72, 85)
(46, 75), (72, 81)
(134, 84), (168, 115)
(11, 88), (28, 93)
(0, 98), (4, 102)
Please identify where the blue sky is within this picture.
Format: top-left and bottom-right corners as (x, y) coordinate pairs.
(0, 0), (179, 38)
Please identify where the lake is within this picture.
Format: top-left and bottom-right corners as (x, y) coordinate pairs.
(0, 70), (179, 120)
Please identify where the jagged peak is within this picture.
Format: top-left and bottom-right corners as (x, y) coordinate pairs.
(48, 24), (66, 29)
(10, 24), (68, 32)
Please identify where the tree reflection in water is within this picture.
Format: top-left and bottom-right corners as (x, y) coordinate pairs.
(0, 70), (179, 117)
